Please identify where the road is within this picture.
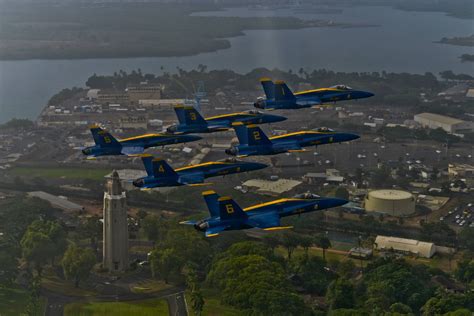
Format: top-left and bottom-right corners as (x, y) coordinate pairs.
(166, 291), (188, 316)
(42, 285), (187, 316)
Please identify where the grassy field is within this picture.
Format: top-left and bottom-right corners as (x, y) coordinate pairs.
(0, 286), (46, 316)
(10, 166), (110, 181)
(186, 290), (242, 316)
(41, 270), (97, 297)
(130, 280), (172, 294)
(64, 299), (168, 316)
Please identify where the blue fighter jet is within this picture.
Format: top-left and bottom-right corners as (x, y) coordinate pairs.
(166, 105), (286, 134)
(81, 125), (201, 159)
(181, 191), (348, 237)
(225, 123), (359, 157)
(254, 78), (374, 110)
(132, 155), (267, 189)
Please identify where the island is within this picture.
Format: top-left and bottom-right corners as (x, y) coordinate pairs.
(436, 35), (474, 47)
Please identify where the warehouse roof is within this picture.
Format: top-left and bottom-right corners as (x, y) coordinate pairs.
(28, 191), (83, 212)
(243, 179), (302, 195)
(415, 113), (464, 125)
(375, 235), (435, 258)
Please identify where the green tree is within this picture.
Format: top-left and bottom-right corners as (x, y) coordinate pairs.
(190, 289), (205, 316)
(78, 215), (102, 254)
(389, 302), (413, 315)
(0, 241), (19, 286)
(458, 227), (474, 252)
(316, 235), (332, 261)
(26, 220), (67, 265)
(149, 248), (181, 283)
(454, 259), (474, 284)
(61, 244), (96, 287)
(294, 256), (335, 295)
(142, 215), (160, 241)
(326, 278), (355, 310)
(21, 231), (55, 276)
(279, 231), (301, 261)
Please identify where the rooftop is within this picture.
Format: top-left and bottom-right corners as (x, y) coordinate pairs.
(415, 113), (464, 125)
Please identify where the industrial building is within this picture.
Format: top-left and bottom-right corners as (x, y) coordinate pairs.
(364, 189), (415, 216)
(448, 163), (474, 178)
(242, 179), (302, 196)
(375, 235), (436, 258)
(414, 112), (474, 134)
(127, 85), (162, 104)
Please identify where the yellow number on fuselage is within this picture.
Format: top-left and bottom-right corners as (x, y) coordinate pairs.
(190, 112), (197, 121)
(104, 136), (111, 143)
(253, 131), (261, 140)
(159, 165), (165, 173)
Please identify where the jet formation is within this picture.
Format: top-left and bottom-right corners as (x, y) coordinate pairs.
(81, 78), (373, 236)
(254, 78), (374, 110)
(180, 191), (348, 237)
(226, 123), (360, 157)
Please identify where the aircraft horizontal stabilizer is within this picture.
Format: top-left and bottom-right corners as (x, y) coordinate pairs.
(205, 225), (228, 237)
(263, 226), (294, 231)
(179, 220), (198, 225)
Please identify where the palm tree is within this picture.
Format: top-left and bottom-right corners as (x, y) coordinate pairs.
(317, 235), (331, 261)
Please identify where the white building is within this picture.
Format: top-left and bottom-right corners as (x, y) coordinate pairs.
(375, 235), (436, 258)
(414, 113), (474, 134)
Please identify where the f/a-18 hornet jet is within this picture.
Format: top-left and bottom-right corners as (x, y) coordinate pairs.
(81, 125), (201, 158)
(254, 78), (374, 110)
(132, 155), (267, 189)
(166, 105), (286, 134)
(225, 123), (359, 157)
(181, 191), (348, 237)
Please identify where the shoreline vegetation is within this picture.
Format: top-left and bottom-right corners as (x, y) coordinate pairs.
(435, 35), (474, 47)
(0, 3), (376, 61)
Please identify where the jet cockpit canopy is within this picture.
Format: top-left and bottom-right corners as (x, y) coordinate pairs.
(246, 110), (263, 115)
(315, 127), (335, 132)
(294, 192), (321, 199)
(330, 84), (352, 90)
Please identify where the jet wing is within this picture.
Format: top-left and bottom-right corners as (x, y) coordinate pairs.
(207, 125), (229, 132)
(121, 146), (144, 156)
(249, 213), (294, 231)
(179, 173), (205, 185)
(205, 225), (228, 237)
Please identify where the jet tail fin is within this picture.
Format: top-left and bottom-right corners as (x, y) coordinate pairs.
(141, 155), (178, 178)
(202, 190), (221, 217)
(232, 123), (272, 146)
(260, 78), (275, 100)
(90, 125), (120, 148)
(274, 81), (295, 101)
(174, 106), (206, 126)
(218, 196), (247, 220)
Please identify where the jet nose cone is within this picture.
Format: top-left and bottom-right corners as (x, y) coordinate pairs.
(363, 91), (374, 98)
(271, 114), (287, 122)
(187, 135), (203, 142)
(253, 162), (268, 170)
(348, 133), (360, 141)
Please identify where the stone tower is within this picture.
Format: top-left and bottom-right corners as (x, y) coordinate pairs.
(103, 170), (129, 272)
